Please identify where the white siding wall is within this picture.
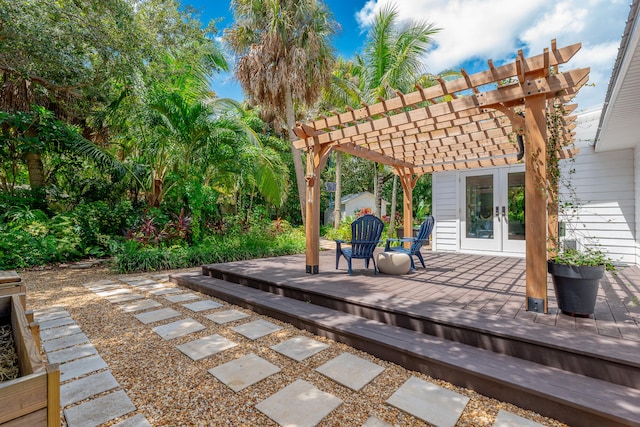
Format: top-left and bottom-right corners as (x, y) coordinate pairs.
(559, 109), (636, 265)
(635, 146), (640, 262)
(432, 172), (459, 252)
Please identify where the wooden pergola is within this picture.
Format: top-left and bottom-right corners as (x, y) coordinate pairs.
(292, 40), (588, 313)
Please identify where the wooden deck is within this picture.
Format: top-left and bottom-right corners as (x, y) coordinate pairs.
(172, 249), (640, 426)
(203, 249), (640, 342)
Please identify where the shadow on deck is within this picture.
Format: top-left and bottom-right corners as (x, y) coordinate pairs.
(171, 250), (640, 427)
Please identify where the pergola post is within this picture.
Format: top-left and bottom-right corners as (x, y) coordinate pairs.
(397, 167), (416, 246)
(305, 144), (331, 274)
(524, 85), (549, 313)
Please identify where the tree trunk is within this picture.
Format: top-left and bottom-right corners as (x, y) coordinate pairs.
(333, 151), (342, 229)
(25, 151), (45, 188)
(284, 87), (306, 226)
(374, 164), (383, 217)
(389, 174), (397, 238)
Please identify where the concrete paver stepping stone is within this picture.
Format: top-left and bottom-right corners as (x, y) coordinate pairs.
(61, 370), (119, 407)
(85, 284), (120, 292)
(134, 307), (181, 324)
(271, 335), (329, 361)
(43, 332), (90, 353)
(119, 299), (162, 313)
(64, 390), (135, 427)
(136, 283), (166, 291)
(256, 379), (342, 427)
(231, 319), (282, 340)
(106, 293), (144, 304)
(118, 275), (148, 284)
(36, 309), (71, 322)
(152, 318), (205, 340)
(149, 273), (170, 282)
(83, 279), (117, 287)
(209, 353), (281, 392)
(493, 410), (545, 427)
(47, 343), (99, 365)
(112, 413), (153, 427)
(205, 309), (249, 324)
(177, 334), (237, 361)
(96, 288), (131, 297)
(362, 416), (393, 427)
(41, 323), (82, 341)
(60, 354), (109, 382)
(149, 287), (183, 296)
(182, 299), (223, 312)
(164, 292), (200, 303)
(315, 352), (384, 391)
(386, 376), (469, 427)
(124, 279), (156, 287)
(39, 315), (76, 330)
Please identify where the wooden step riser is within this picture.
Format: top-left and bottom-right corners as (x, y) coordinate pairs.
(202, 265), (640, 389)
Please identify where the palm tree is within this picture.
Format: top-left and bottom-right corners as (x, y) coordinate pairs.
(224, 0), (338, 224)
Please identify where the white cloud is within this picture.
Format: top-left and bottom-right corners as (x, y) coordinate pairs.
(355, 0), (630, 108)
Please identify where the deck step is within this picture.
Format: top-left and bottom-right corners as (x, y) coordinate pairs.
(201, 263), (640, 390)
(171, 271), (640, 427)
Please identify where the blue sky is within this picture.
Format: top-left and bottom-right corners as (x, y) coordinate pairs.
(186, 0), (631, 110)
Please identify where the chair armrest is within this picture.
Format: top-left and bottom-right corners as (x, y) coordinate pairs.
(335, 239), (345, 243)
(385, 238), (400, 250)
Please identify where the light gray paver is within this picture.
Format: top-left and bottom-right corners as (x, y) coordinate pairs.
(64, 390), (135, 427)
(177, 334), (237, 361)
(124, 279), (156, 287)
(39, 315), (76, 330)
(47, 343), (99, 364)
(256, 379), (342, 427)
(106, 293), (144, 303)
(182, 299), (223, 312)
(386, 376), (469, 427)
(149, 287), (183, 295)
(96, 288), (131, 297)
(134, 307), (181, 325)
(493, 410), (545, 427)
(136, 283), (166, 291)
(315, 352), (384, 391)
(118, 275), (148, 284)
(83, 279), (116, 287)
(149, 273), (170, 282)
(205, 309), (249, 324)
(271, 336), (329, 361)
(119, 299), (162, 313)
(209, 353), (281, 392)
(43, 332), (90, 353)
(36, 309), (71, 322)
(60, 354), (109, 382)
(61, 370), (119, 407)
(41, 323), (82, 342)
(112, 413), (153, 427)
(151, 318), (205, 340)
(164, 292), (200, 303)
(230, 319), (282, 340)
(362, 416), (393, 427)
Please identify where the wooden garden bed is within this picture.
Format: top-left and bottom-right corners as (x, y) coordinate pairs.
(0, 294), (59, 427)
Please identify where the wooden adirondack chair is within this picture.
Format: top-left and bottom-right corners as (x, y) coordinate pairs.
(335, 214), (384, 275)
(385, 215), (435, 270)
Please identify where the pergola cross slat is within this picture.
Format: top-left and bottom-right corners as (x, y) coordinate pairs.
(293, 40), (589, 314)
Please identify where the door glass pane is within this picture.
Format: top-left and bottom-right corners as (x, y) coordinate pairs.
(507, 172), (525, 240)
(465, 175), (493, 239)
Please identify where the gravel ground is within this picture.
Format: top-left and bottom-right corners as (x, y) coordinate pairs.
(20, 265), (567, 427)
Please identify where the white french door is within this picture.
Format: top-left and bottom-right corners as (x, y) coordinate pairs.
(460, 166), (526, 254)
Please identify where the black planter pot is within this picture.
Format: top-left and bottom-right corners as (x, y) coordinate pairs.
(547, 261), (604, 317)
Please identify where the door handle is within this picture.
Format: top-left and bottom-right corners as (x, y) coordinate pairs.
(495, 206), (500, 218)
(502, 206), (506, 218)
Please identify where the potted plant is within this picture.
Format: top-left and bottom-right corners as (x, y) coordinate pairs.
(547, 246), (612, 317)
(545, 103), (614, 317)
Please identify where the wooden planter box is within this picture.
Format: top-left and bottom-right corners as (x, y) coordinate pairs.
(0, 294), (60, 427)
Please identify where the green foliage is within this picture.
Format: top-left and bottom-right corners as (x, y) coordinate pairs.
(112, 218), (305, 273)
(550, 248), (615, 271)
